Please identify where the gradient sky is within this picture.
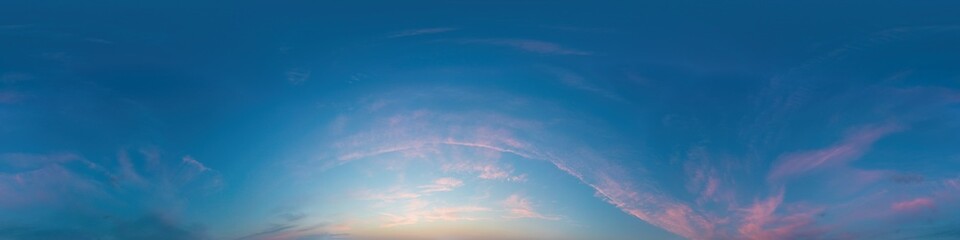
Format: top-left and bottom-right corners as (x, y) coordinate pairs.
(2, 1), (960, 240)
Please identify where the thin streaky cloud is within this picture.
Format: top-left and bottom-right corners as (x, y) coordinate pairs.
(542, 66), (622, 101)
(417, 177), (464, 193)
(286, 68), (311, 85)
(181, 155), (211, 172)
(321, 103), (713, 238)
(891, 197), (935, 212)
(768, 124), (903, 181)
(502, 194), (561, 220)
(380, 206), (491, 228)
(359, 191), (421, 202)
(388, 27), (458, 38)
(736, 189), (822, 240)
(460, 39), (593, 55)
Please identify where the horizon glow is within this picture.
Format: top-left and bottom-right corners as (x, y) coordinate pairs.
(2, 1), (960, 240)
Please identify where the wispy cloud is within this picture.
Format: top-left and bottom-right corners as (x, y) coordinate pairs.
(541, 66), (622, 100)
(890, 173), (924, 184)
(359, 190), (421, 202)
(380, 213), (419, 228)
(460, 39), (593, 55)
(388, 27), (458, 38)
(0, 148), (222, 218)
(116, 150), (146, 185)
(442, 160), (526, 182)
(737, 189), (822, 240)
(0, 164), (105, 208)
(1, 153), (111, 208)
(590, 173), (715, 240)
(502, 194), (560, 220)
(768, 124), (902, 181)
(237, 222), (348, 240)
(424, 206), (491, 221)
(381, 206), (491, 227)
(286, 68), (311, 85)
(317, 93), (713, 238)
(418, 177), (463, 193)
(892, 197), (935, 212)
(683, 154), (730, 206)
(181, 155), (211, 172)
(947, 178), (960, 190)
(313, 88), (893, 239)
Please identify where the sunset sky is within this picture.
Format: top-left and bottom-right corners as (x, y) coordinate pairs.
(2, 1), (960, 240)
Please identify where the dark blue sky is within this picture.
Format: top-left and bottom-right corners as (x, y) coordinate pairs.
(2, 1), (960, 240)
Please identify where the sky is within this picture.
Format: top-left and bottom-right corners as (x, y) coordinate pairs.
(2, 1), (960, 240)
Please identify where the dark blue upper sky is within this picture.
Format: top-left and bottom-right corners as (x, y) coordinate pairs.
(2, 1), (960, 240)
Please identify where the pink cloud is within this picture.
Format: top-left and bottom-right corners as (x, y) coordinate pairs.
(312, 87), (960, 240)
(380, 206), (491, 227)
(418, 177), (464, 193)
(502, 194), (561, 220)
(658, 203), (715, 239)
(590, 173), (715, 240)
(326, 116), (712, 238)
(318, 100), (722, 239)
(739, 191), (784, 239)
(332, 120), (712, 238)
(683, 159), (728, 205)
(736, 189), (822, 240)
(442, 160), (526, 182)
(891, 197), (935, 212)
(476, 165), (511, 180)
(435, 139), (528, 182)
(702, 177), (719, 201)
(768, 124), (902, 181)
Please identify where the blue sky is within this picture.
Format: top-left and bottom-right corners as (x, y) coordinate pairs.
(2, 1), (960, 240)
